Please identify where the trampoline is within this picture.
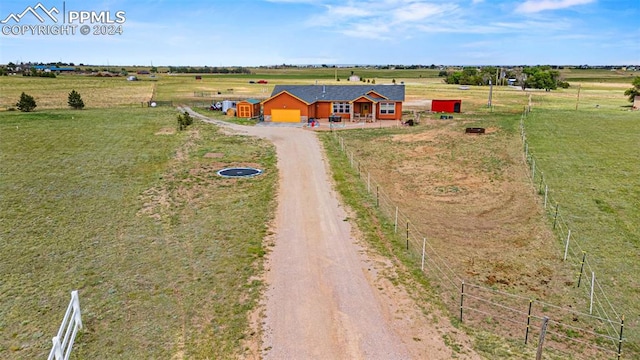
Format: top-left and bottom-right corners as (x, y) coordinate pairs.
(217, 167), (263, 178)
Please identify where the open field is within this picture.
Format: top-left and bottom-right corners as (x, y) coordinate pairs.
(0, 67), (637, 358)
(0, 107), (277, 358)
(0, 75), (154, 109)
(524, 108), (640, 346)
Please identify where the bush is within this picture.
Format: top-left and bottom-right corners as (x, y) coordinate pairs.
(177, 111), (193, 131)
(68, 89), (85, 109)
(16, 92), (37, 112)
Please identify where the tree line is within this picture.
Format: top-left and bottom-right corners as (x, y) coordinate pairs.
(440, 66), (570, 91)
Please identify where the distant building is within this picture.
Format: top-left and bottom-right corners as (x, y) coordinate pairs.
(33, 65), (76, 72)
(348, 75), (360, 82)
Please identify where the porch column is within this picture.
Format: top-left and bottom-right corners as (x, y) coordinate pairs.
(371, 102), (377, 122)
(349, 102), (354, 121)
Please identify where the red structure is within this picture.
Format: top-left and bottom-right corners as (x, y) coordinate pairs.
(432, 99), (461, 113)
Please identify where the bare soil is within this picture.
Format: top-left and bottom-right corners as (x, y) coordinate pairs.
(183, 108), (480, 359)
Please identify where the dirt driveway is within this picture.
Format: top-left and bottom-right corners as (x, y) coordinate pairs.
(182, 108), (479, 359)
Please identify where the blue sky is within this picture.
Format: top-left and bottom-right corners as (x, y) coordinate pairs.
(0, 0), (638, 66)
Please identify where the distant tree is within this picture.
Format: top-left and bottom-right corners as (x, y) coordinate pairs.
(523, 66), (561, 91)
(68, 89), (85, 109)
(16, 92), (37, 112)
(624, 76), (640, 102)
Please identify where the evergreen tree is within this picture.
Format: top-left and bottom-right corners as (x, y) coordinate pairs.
(624, 76), (640, 103)
(68, 89), (85, 109)
(16, 92), (37, 112)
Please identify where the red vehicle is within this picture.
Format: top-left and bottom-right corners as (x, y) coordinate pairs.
(257, 80), (268, 84)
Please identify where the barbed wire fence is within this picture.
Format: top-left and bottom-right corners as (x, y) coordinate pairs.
(328, 129), (630, 359)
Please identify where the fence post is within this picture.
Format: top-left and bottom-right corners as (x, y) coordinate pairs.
(618, 315), (624, 360)
(406, 221), (409, 250)
(553, 204), (559, 229)
(563, 230), (571, 261)
(71, 290), (82, 329)
(459, 281), (465, 322)
(52, 336), (63, 360)
(543, 185), (548, 209)
(394, 207), (398, 234)
(376, 186), (379, 207)
(589, 272), (595, 314)
(536, 317), (549, 360)
(577, 251), (587, 288)
(421, 238), (426, 271)
(531, 158), (536, 180)
(525, 300), (533, 344)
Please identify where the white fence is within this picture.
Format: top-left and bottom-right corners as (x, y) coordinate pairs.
(48, 290), (82, 360)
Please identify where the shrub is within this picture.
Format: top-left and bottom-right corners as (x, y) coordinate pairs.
(16, 92), (37, 112)
(68, 89), (85, 109)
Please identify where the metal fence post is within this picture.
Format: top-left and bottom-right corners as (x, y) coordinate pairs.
(525, 300), (533, 344)
(563, 230), (571, 261)
(406, 222), (409, 250)
(553, 204), (559, 229)
(421, 238), (426, 271)
(459, 281), (465, 322)
(589, 272), (595, 314)
(618, 315), (625, 360)
(577, 251), (586, 288)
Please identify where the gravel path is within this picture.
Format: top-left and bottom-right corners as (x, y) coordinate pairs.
(182, 108), (479, 360)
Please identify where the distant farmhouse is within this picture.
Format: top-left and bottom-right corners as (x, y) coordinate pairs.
(262, 84), (405, 123)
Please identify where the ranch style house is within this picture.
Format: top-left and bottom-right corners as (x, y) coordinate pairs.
(262, 84), (405, 123)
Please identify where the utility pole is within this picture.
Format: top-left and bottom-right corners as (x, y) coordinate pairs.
(575, 84), (581, 110)
(488, 79), (493, 108)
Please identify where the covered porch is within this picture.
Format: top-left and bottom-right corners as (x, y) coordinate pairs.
(349, 97), (378, 122)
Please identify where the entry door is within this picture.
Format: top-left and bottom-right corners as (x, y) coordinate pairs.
(361, 103), (370, 115)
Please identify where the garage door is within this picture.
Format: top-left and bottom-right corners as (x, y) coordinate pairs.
(271, 109), (300, 123)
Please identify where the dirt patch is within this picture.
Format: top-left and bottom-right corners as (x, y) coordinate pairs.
(155, 127), (176, 135)
(203, 152), (224, 158)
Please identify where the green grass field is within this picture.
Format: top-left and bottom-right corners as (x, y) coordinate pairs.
(0, 107), (276, 358)
(523, 108), (640, 348)
(0, 67), (637, 358)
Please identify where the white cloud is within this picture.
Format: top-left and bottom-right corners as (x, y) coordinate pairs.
(516, 0), (595, 14)
(392, 2), (453, 22)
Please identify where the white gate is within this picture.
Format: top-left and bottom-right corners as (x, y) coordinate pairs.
(48, 290), (82, 360)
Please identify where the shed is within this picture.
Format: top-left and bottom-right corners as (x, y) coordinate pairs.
(432, 99), (461, 113)
(222, 100), (237, 114)
(237, 99), (261, 118)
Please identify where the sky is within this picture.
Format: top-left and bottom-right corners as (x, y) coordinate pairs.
(0, 0), (638, 66)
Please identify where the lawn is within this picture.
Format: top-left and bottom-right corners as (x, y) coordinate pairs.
(0, 107), (277, 358)
(523, 107), (640, 349)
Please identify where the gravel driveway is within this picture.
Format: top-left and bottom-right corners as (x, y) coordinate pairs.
(183, 108), (479, 360)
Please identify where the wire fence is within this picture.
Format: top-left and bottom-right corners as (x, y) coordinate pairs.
(329, 130), (630, 359)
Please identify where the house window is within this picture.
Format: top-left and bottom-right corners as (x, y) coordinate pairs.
(380, 102), (395, 114)
(332, 102), (350, 114)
